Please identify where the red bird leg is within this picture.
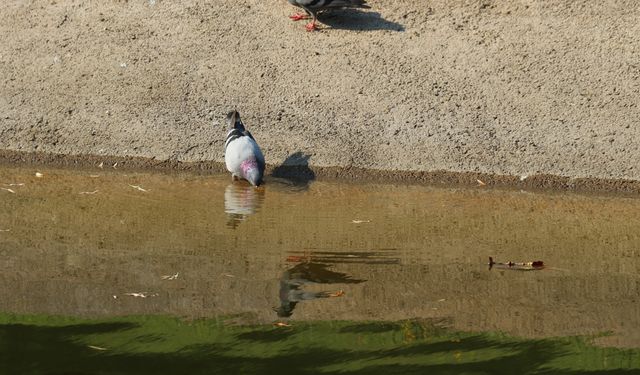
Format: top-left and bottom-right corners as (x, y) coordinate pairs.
(305, 20), (319, 32)
(289, 13), (310, 21)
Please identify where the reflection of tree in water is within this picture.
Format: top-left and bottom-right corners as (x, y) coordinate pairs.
(224, 183), (265, 229)
(274, 262), (365, 318)
(1, 317), (585, 374)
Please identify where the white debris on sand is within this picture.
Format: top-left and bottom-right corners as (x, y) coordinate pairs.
(79, 190), (99, 195)
(129, 185), (148, 192)
(161, 272), (179, 280)
(124, 292), (158, 298)
(351, 220), (371, 224)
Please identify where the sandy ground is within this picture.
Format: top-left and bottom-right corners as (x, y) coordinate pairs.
(1, 0), (639, 183)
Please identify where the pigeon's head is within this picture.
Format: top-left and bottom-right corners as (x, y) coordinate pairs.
(241, 158), (263, 187)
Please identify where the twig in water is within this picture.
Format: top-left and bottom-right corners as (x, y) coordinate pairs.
(79, 190), (99, 195)
(124, 292), (158, 298)
(88, 345), (108, 351)
(488, 257), (544, 271)
(129, 185), (148, 192)
(161, 272), (179, 280)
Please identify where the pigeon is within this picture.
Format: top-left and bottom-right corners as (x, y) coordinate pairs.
(224, 110), (265, 187)
(287, 0), (370, 31)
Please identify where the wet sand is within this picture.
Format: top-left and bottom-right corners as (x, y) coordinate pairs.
(2, 150), (640, 195)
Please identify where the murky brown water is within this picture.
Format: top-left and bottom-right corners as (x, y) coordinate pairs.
(1, 166), (639, 348)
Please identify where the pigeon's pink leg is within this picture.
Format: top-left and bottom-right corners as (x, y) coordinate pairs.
(289, 13), (310, 21)
(305, 21), (319, 32)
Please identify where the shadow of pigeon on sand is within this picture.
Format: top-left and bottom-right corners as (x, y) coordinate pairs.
(270, 151), (316, 190)
(320, 9), (404, 32)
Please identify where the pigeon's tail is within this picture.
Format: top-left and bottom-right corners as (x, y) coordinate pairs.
(333, 0), (370, 8)
(303, 0), (369, 9)
(350, 0), (370, 8)
(226, 110), (245, 131)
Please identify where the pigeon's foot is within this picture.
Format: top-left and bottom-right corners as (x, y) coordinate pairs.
(305, 21), (319, 32)
(289, 13), (310, 21)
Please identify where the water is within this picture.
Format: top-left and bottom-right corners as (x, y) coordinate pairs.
(1, 166), (640, 372)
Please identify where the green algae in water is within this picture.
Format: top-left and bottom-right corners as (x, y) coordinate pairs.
(1, 313), (639, 374)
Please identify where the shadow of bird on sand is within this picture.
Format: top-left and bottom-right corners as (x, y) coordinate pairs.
(269, 151), (316, 191)
(319, 9), (404, 32)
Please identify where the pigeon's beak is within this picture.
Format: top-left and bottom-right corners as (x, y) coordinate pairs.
(244, 168), (263, 187)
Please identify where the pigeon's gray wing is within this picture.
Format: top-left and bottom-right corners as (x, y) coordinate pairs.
(243, 130), (256, 142)
(244, 130), (266, 171)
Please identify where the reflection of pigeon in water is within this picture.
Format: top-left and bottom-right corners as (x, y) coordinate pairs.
(287, 0), (370, 31)
(224, 183), (265, 229)
(224, 110), (265, 187)
(274, 262), (364, 318)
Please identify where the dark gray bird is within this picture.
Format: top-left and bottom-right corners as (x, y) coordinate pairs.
(287, 0), (370, 31)
(224, 110), (265, 187)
